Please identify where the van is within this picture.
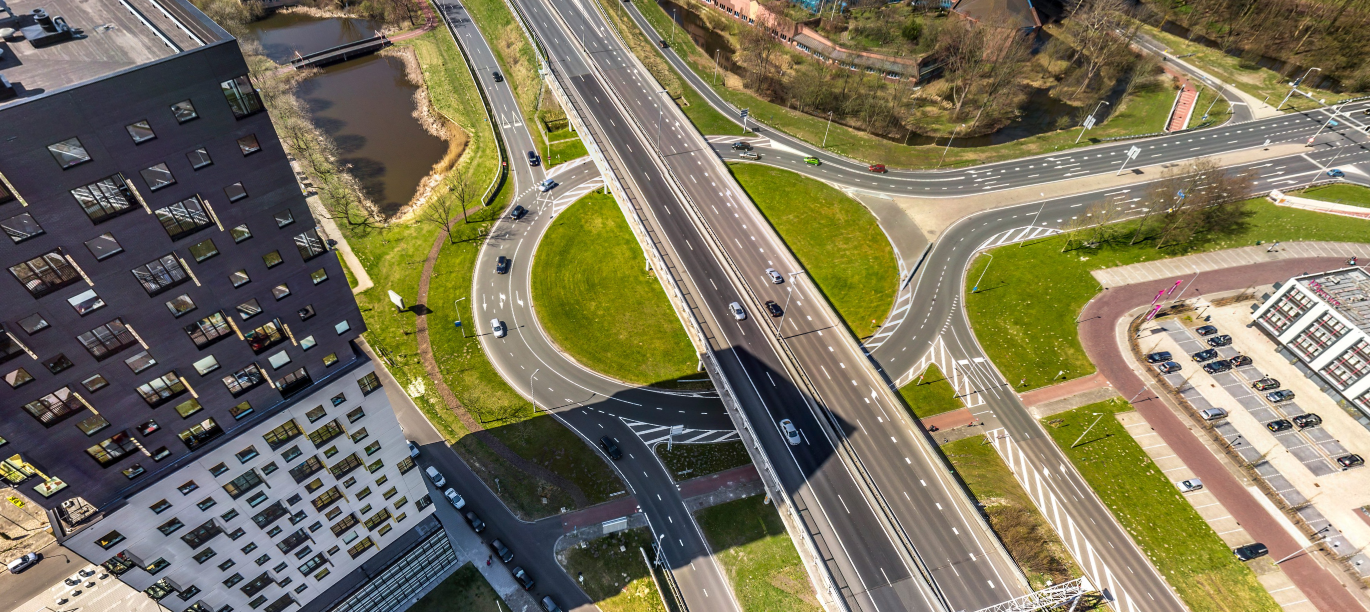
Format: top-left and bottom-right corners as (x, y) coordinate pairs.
(7, 553), (39, 574)
(1199, 408), (1227, 421)
(425, 466), (446, 488)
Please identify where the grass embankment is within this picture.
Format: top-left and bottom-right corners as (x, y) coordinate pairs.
(1303, 183), (1370, 208)
(1043, 399), (1279, 612)
(965, 199), (1370, 390)
(347, 30), (620, 519)
(727, 163), (897, 339)
(629, 0), (1177, 168)
(407, 563), (502, 612)
(898, 364), (965, 419)
(560, 529), (668, 612)
(655, 441), (751, 480)
(532, 192), (700, 387)
(696, 496), (820, 612)
(941, 437), (1078, 590)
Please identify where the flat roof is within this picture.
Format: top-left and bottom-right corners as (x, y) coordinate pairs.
(0, 0), (225, 106)
(1297, 267), (1370, 333)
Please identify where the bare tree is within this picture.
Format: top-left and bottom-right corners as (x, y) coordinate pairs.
(935, 19), (989, 120)
(419, 194), (460, 245)
(1143, 158), (1256, 249)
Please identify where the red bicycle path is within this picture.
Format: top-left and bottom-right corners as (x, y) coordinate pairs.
(1077, 255), (1367, 612)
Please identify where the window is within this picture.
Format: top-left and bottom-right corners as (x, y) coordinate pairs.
(178, 481), (200, 495)
(299, 305), (315, 320)
(224, 469), (265, 499)
(322, 352), (339, 367)
(304, 478), (324, 493)
(308, 420), (344, 448)
(289, 457), (324, 484)
(222, 508), (240, 523)
(140, 163), (176, 191)
(247, 492), (268, 507)
(355, 487), (371, 501)
(72, 175), (137, 224)
(151, 447), (172, 461)
(271, 284), (290, 300)
(225, 182), (248, 202)
(145, 558), (170, 575)
(236, 446), (260, 463)
(414, 494), (430, 511)
(311, 486), (343, 512)
(76, 414), (110, 436)
(218, 559), (236, 571)
(382, 486), (396, 500)
(67, 289), (106, 315)
(308, 521), (322, 533)
(77, 319), (137, 360)
(178, 417), (222, 451)
(278, 530), (308, 554)
(172, 100), (198, 123)
(187, 148), (213, 169)
(267, 526), (281, 538)
(277, 367), (311, 396)
(252, 501), (289, 529)
(397, 457), (416, 474)
(155, 196), (212, 240)
(181, 520), (223, 549)
(262, 251), (283, 269)
(329, 454), (363, 479)
(350, 428), (368, 443)
(96, 530), (125, 550)
(158, 517), (185, 536)
(48, 137), (91, 168)
(42, 353), (74, 374)
(224, 573), (244, 588)
(228, 527), (245, 539)
(366, 459), (383, 474)
(238, 134), (262, 155)
(310, 269), (329, 285)
(231, 224), (253, 243)
(4, 367), (33, 389)
(186, 312), (232, 348)
(81, 374), (109, 393)
(237, 298), (263, 320)
(84, 233), (123, 260)
(223, 363), (265, 396)
(222, 76), (264, 118)
(294, 229), (327, 261)
(10, 250), (80, 298)
(230, 269), (251, 288)
(299, 552), (327, 575)
(306, 405), (328, 423)
(282, 446), (303, 463)
(22, 387), (82, 425)
(364, 508), (390, 531)
(358, 372), (381, 396)
(231, 401), (254, 420)
(347, 537), (374, 559)
(274, 209), (295, 228)
(136, 372), (186, 407)
(341, 477), (356, 490)
(364, 441), (381, 456)
(86, 431), (138, 467)
(189, 239), (218, 262)
(197, 497), (217, 511)
(262, 461), (279, 476)
(180, 585), (204, 602)
(132, 253), (189, 296)
(162, 295), (196, 319)
(126, 120), (156, 143)
(289, 510), (307, 524)
(300, 336), (316, 351)
(125, 350), (157, 373)
(2, 213), (43, 243)
(19, 313), (49, 334)
(122, 463), (146, 479)
(336, 320), (351, 334)
(262, 419), (302, 450)
(192, 355), (220, 375)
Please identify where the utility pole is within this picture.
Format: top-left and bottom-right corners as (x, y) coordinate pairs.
(1277, 67), (1320, 110)
(671, 9), (677, 46)
(1074, 100), (1109, 144)
(936, 124), (964, 169)
(1303, 144), (1349, 190)
(1021, 198), (1045, 248)
(1071, 412), (1105, 448)
(971, 252), (993, 293)
(454, 297), (467, 338)
(822, 111), (834, 147)
(1305, 102), (1346, 146)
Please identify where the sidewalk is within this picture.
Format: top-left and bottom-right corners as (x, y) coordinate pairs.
(293, 160), (375, 294)
(1091, 240), (1370, 288)
(1016, 371), (1113, 408)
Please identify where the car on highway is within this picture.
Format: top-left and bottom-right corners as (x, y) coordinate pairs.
(1203, 360), (1232, 374)
(425, 466), (446, 488)
(804, 156), (821, 166)
(444, 488), (466, 509)
(538, 178), (558, 192)
(766, 268), (783, 284)
(780, 419), (801, 445)
(599, 436), (622, 460)
(1146, 351), (1172, 363)
(729, 302), (746, 320)
(408, 441), (420, 458)
(464, 511), (486, 533)
(1252, 378), (1280, 391)
(1328, 168), (1345, 178)
(658, 39), (667, 48)
(512, 566), (535, 590)
(765, 300), (783, 317)
(1199, 407), (1228, 421)
(490, 539), (513, 563)
(1196, 325), (1219, 336)
(738, 151), (760, 160)
(6, 552), (38, 574)
(1233, 542), (1268, 561)
(1206, 334), (1233, 347)
(1192, 349), (1219, 362)
(495, 256), (510, 275)
(510, 205), (528, 219)
(1228, 355), (1253, 367)
(731, 141), (752, 151)
(1338, 454), (1365, 469)
(1157, 361), (1182, 374)
(541, 596), (564, 612)
(527, 151), (540, 166)
(1266, 419), (1293, 433)
(492, 71), (503, 82)
(490, 319), (507, 338)
(1292, 413), (1322, 429)
(868, 164), (887, 173)
(1266, 389), (1296, 403)
(1176, 478), (1203, 493)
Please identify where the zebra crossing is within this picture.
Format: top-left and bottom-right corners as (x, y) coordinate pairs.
(977, 225), (1062, 251)
(891, 336), (986, 408)
(547, 176), (606, 215)
(620, 417), (739, 445)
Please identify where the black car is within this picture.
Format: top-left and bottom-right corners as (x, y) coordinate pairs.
(1266, 419), (1293, 433)
(1228, 355), (1252, 367)
(1203, 361), (1232, 374)
(1192, 349), (1219, 362)
(1338, 454), (1364, 469)
(599, 436), (622, 460)
(1158, 361), (1182, 374)
(464, 511), (486, 533)
(765, 300), (783, 317)
(1196, 325), (1219, 336)
(512, 566), (535, 590)
(490, 538), (513, 563)
(1252, 378), (1280, 391)
(495, 256), (510, 275)
(731, 141), (752, 151)
(1266, 390), (1296, 403)
(1146, 351), (1172, 364)
(1233, 542), (1268, 561)
(527, 151), (540, 166)
(541, 596), (564, 612)
(1207, 334), (1233, 347)
(510, 205), (527, 220)
(1292, 413), (1322, 429)
(492, 71), (504, 82)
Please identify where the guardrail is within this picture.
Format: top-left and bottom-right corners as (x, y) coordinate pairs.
(432, 1), (506, 207)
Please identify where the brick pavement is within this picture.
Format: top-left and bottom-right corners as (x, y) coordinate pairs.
(1091, 241), (1370, 288)
(1016, 371), (1112, 407)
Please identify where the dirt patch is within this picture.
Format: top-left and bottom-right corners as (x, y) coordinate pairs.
(769, 566), (821, 607)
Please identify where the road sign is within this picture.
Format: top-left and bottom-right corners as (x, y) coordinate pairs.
(668, 424), (685, 451)
(388, 290), (405, 311)
(740, 108), (749, 118)
(1127, 145), (1141, 159)
(1082, 115), (1096, 130)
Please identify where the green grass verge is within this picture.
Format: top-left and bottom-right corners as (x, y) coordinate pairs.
(727, 163), (897, 339)
(941, 437), (1078, 590)
(546, 132), (589, 167)
(965, 199), (1370, 390)
(337, 250), (358, 290)
(1303, 183), (1370, 208)
(654, 441), (751, 480)
(1042, 399), (1279, 612)
(696, 496), (821, 612)
(532, 191), (700, 387)
(561, 529), (668, 612)
(897, 364), (965, 419)
(407, 563), (502, 612)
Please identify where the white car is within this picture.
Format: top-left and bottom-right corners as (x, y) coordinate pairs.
(538, 178), (558, 192)
(779, 419), (801, 445)
(7, 552), (39, 574)
(408, 441), (420, 458)
(491, 318), (506, 338)
(1177, 478), (1203, 493)
(444, 488), (466, 509)
(425, 465), (446, 488)
(729, 302), (746, 321)
(766, 268), (783, 284)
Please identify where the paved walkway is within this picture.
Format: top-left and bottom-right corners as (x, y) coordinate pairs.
(1091, 241), (1370, 288)
(1016, 371), (1113, 408)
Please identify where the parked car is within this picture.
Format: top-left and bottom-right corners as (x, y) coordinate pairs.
(490, 319), (506, 338)
(1266, 419), (1293, 433)
(1199, 408), (1228, 421)
(495, 256), (510, 275)
(490, 539), (514, 563)
(868, 163), (887, 173)
(527, 151), (540, 166)
(1233, 543), (1268, 561)
(1192, 349), (1219, 362)
(738, 151), (760, 160)
(1252, 378), (1280, 391)
(803, 156), (821, 166)
(1328, 168), (1345, 178)
(1228, 355), (1253, 367)
(766, 268), (784, 284)
(512, 566), (535, 590)
(1338, 454), (1365, 469)
(765, 300), (783, 317)
(780, 419), (801, 445)
(425, 466), (446, 488)
(729, 302), (746, 321)
(1158, 361), (1182, 374)
(510, 204), (528, 219)
(541, 596), (564, 612)
(492, 71), (503, 82)
(1267, 390), (1296, 403)
(599, 436), (622, 460)
(538, 178), (558, 192)
(1203, 361), (1232, 374)
(1146, 351), (1172, 364)
(1292, 413), (1323, 429)
(6, 553), (39, 574)
(464, 511), (486, 533)
(731, 141), (752, 151)
(1196, 325), (1219, 336)
(1177, 478), (1203, 493)
(444, 488), (466, 509)
(408, 441), (420, 459)
(1207, 334), (1233, 347)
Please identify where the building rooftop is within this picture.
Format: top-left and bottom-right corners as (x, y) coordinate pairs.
(0, 0), (225, 106)
(1298, 267), (1370, 333)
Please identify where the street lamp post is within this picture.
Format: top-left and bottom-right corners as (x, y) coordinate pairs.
(1277, 67), (1320, 110)
(529, 368), (541, 412)
(454, 297), (467, 338)
(1274, 526), (1333, 564)
(1074, 100), (1110, 144)
(654, 89), (669, 152)
(1071, 412), (1105, 448)
(822, 111), (834, 148)
(1021, 198), (1046, 248)
(1303, 144), (1349, 190)
(776, 286), (794, 336)
(936, 124), (965, 170)
(1306, 102), (1347, 146)
(972, 252), (993, 293)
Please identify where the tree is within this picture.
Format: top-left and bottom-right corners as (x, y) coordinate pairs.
(1142, 158), (1256, 249)
(935, 19), (989, 120)
(421, 171), (477, 244)
(901, 17), (922, 43)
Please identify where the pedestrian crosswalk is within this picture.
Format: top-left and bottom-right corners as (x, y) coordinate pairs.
(620, 417), (738, 445)
(977, 225), (1062, 251)
(892, 336), (986, 408)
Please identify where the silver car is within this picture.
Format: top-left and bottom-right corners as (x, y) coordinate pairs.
(766, 268), (783, 284)
(780, 419), (801, 445)
(729, 302), (746, 321)
(490, 318), (506, 338)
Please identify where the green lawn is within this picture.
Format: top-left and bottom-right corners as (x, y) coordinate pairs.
(1303, 183), (1370, 208)
(941, 437), (1078, 590)
(408, 563), (502, 612)
(897, 364), (965, 419)
(696, 496), (821, 612)
(655, 441), (751, 480)
(561, 529), (668, 612)
(1042, 399), (1279, 612)
(532, 191), (700, 387)
(965, 199), (1370, 390)
(728, 163), (898, 339)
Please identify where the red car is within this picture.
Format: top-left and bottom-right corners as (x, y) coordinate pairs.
(868, 164), (887, 173)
